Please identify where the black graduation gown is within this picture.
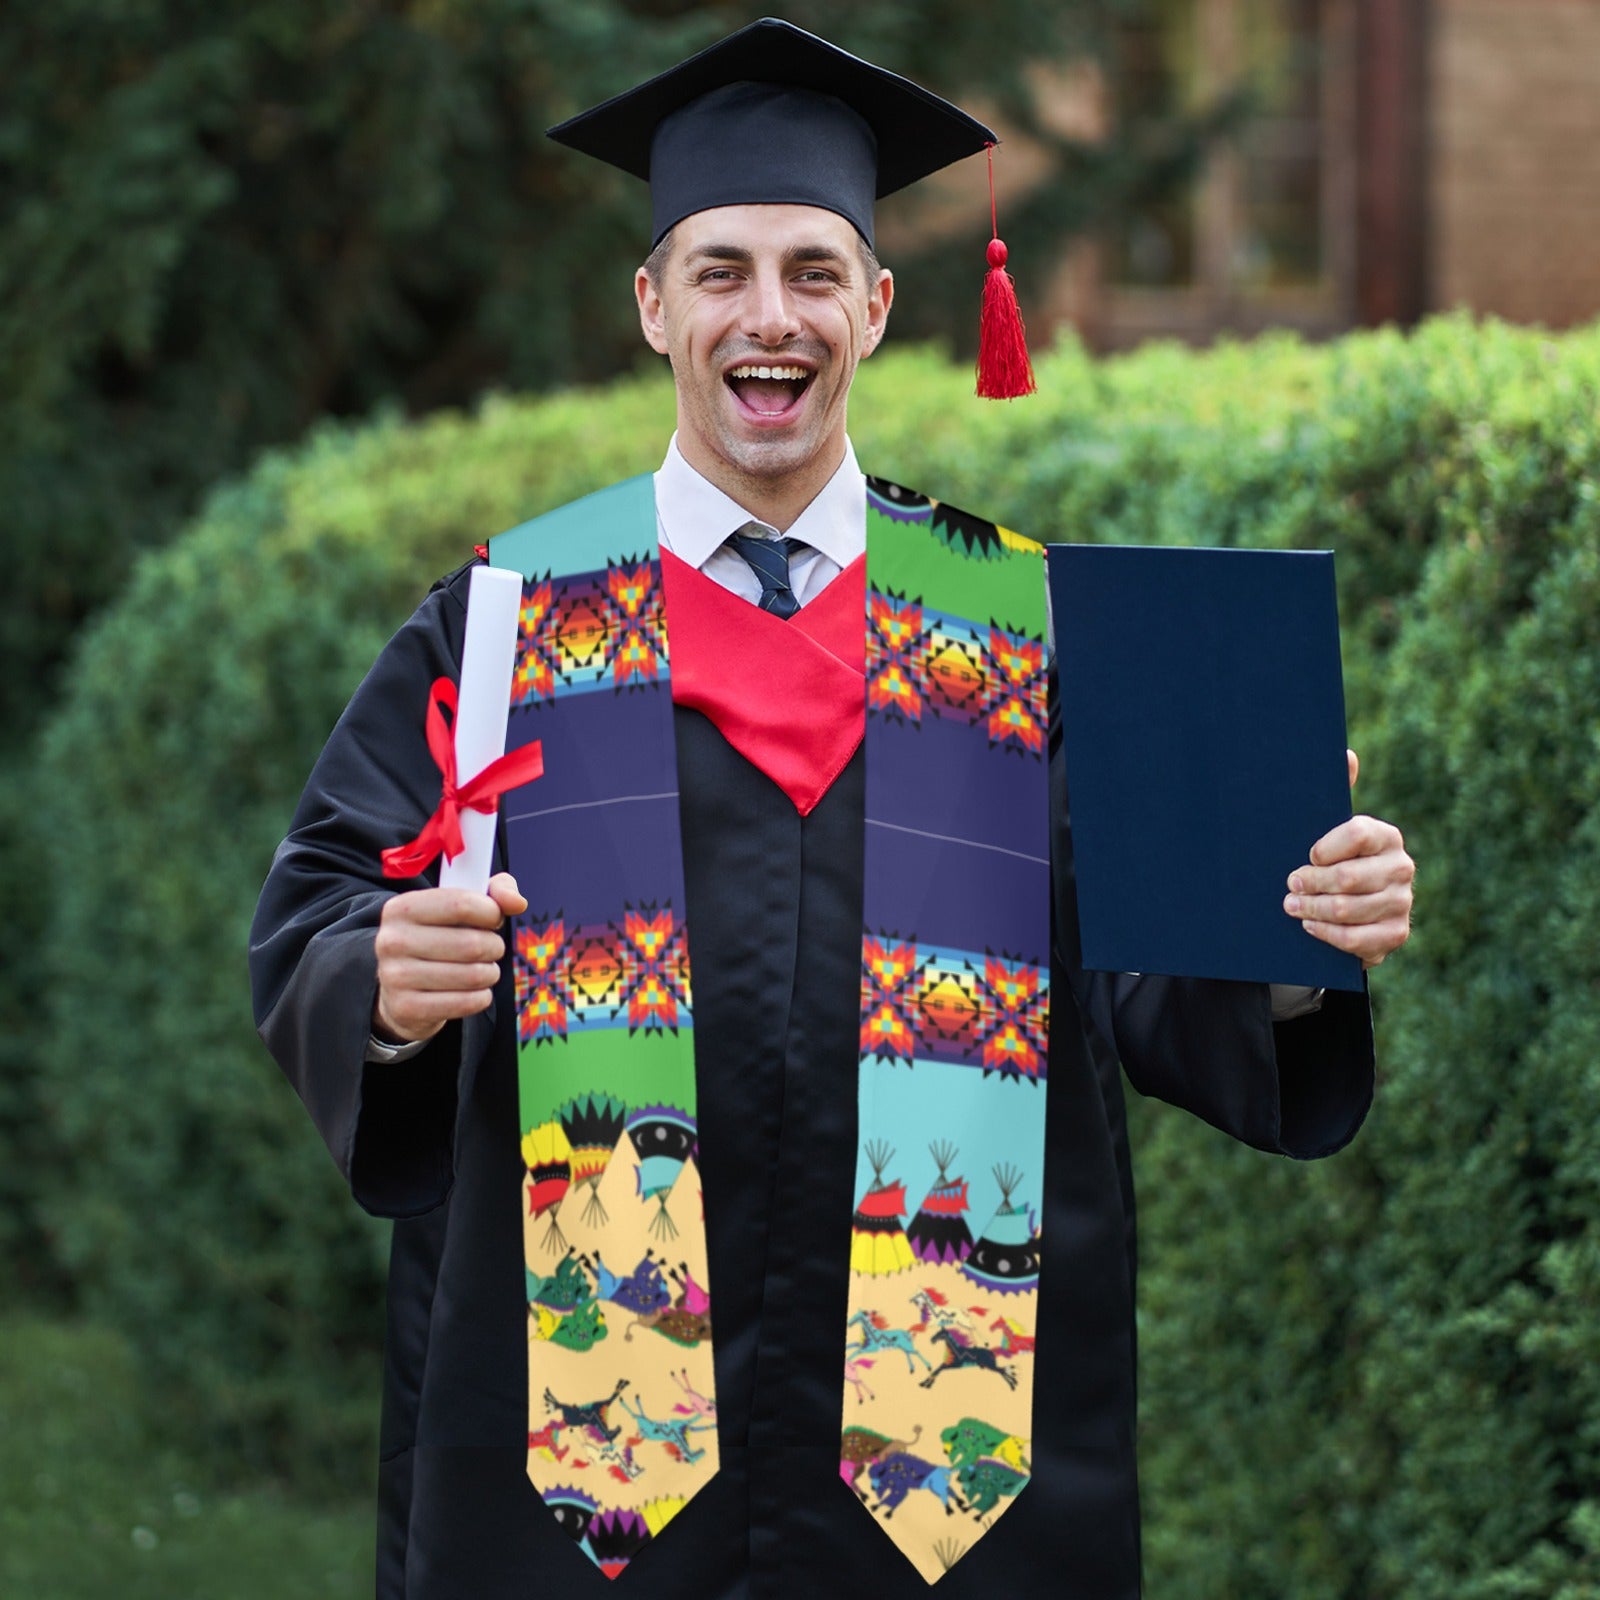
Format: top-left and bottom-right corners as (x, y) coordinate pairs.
(250, 561), (1374, 1600)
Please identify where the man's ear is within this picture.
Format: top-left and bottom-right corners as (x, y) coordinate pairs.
(637, 267), (670, 355)
(861, 268), (894, 358)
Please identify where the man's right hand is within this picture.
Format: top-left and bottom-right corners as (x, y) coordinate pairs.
(372, 872), (529, 1045)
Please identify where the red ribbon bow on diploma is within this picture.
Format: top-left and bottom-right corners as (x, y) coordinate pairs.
(381, 677), (544, 879)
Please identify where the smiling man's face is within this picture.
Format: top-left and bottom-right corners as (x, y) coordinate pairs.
(636, 204), (892, 525)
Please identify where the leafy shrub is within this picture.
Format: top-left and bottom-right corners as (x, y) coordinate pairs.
(1127, 321), (1600, 1600)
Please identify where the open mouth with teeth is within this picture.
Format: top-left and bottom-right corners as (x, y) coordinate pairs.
(725, 363), (813, 418)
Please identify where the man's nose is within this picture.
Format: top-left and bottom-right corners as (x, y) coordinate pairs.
(745, 272), (801, 346)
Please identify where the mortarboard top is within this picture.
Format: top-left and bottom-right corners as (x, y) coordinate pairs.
(546, 16), (998, 248)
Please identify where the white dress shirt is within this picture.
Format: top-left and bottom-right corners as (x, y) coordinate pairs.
(654, 433), (864, 603)
(368, 440), (1318, 1058)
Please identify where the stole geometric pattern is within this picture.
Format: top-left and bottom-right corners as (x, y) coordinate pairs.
(859, 937), (1048, 1083)
(866, 594), (1046, 758)
(514, 905), (694, 1045)
(513, 556), (669, 707)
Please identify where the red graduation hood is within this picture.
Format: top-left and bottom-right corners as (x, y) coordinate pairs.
(661, 549), (866, 816)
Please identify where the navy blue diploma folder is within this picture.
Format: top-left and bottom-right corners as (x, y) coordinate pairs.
(1047, 544), (1364, 993)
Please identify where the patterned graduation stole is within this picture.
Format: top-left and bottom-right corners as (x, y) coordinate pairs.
(486, 474), (1048, 1585)
(492, 479), (710, 1579)
(846, 482), (1048, 1582)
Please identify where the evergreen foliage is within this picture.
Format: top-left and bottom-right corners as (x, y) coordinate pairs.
(34, 320), (1600, 1600)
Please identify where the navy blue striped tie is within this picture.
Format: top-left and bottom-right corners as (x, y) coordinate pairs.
(727, 527), (807, 619)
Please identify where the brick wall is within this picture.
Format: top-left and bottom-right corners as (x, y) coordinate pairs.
(1431, 0), (1600, 327)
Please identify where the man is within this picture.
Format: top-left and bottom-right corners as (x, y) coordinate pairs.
(250, 19), (1413, 1600)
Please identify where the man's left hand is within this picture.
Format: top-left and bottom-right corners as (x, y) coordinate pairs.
(1284, 750), (1415, 968)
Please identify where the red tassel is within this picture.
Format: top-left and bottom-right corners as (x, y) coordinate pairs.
(976, 145), (1036, 400)
(977, 239), (1036, 399)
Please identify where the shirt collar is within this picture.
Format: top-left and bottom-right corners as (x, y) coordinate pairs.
(654, 434), (866, 570)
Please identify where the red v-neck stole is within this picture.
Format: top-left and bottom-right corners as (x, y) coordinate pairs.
(660, 550), (866, 816)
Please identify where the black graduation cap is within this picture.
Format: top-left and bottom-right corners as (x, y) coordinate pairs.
(546, 16), (998, 249)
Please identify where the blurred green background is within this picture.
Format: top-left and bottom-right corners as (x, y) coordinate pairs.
(5, 3), (1600, 1597)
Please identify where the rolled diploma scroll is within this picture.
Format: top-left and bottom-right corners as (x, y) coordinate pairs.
(438, 565), (525, 893)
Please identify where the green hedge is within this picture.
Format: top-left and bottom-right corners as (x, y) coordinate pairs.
(1125, 325), (1600, 1600)
(34, 317), (1600, 1598)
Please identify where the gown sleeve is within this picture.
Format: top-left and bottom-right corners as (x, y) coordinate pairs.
(1047, 695), (1375, 1161)
(248, 562), (499, 1216)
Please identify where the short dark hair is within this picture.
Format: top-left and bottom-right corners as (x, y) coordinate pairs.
(643, 227), (676, 291)
(642, 225), (883, 291)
